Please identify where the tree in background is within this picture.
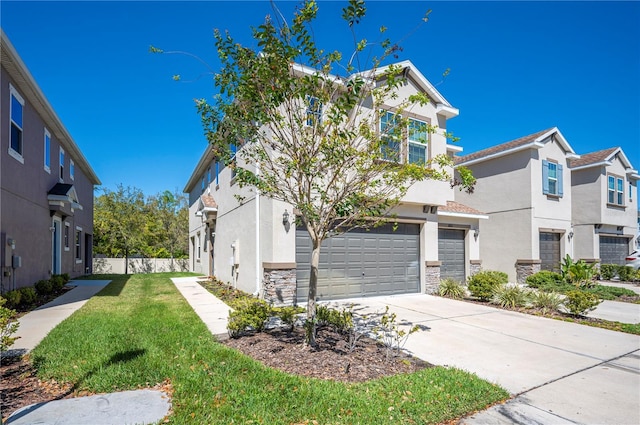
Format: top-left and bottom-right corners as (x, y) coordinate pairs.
(94, 186), (188, 274)
(156, 0), (474, 344)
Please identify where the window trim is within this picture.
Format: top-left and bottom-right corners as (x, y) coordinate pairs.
(75, 226), (82, 263)
(407, 117), (429, 165)
(44, 129), (51, 173)
(9, 84), (25, 163)
(59, 147), (65, 182)
(542, 159), (563, 197)
(64, 222), (70, 251)
(70, 159), (75, 181)
(607, 173), (625, 207)
(305, 95), (323, 127)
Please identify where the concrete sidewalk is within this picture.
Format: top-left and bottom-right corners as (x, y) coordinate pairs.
(171, 276), (232, 336)
(6, 280), (111, 356)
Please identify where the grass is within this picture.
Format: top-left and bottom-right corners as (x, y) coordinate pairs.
(30, 273), (508, 424)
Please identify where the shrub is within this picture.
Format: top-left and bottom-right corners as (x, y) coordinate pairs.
(35, 279), (53, 295)
(563, 290), (601, 316)
(227, 298), (272, 337)
(600, 264), (636, 282)
(586, 285), (637, 301)
(271, 305), (304, 330)
(0, 298), (20, 351)
(530, 291), (563, 313)
(468, 270), (508, 301)
(373, 306), (421, 360)
(316, 304), (353, 333)
(2, 290), (21, 309)
(561, 255), (596, 287)
(50, 275), (65, 292)
(525, 271), (563, 289)
(491, 285), (530, 308)
(438, 278), (467, 299)
(19, 287), (37, 306)
(60, 273), (71, 284)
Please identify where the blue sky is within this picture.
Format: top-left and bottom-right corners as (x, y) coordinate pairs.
(2, 1), (639, 198)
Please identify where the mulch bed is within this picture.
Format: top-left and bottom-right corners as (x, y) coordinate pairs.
(222, 326), (431, 383)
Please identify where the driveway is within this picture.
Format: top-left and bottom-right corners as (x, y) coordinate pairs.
(328, 294), (640, 425)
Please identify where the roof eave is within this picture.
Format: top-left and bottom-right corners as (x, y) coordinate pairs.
(457, 141), (545, 167)
(437, 211), (489, 220)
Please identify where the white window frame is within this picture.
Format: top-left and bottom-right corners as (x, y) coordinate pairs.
(379, 110), (401, 162)
(607, 174), (624, 206)
(305, 96), (323, 127)
(407, 118), (428, 165)
(59, 147), (65, 182)
(64, 222), (71, 251)
(196, 232), (201, 261)
(44, 129), (51, 173)
(9, 84), (25, 163)
(70, 159), (75, 181)
(547, 162), (558, 195)
(75, 226), (82, 263)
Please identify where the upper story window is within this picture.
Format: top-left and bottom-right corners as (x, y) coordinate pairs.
(629, 182), (634, 203)
(542, 159), (563, 197)
(306, 96), (323, 127)
(608, 174), (624, 206)
(215, 161), (220, 186)
(9, 84), (25, 162)
(207, 166), (211, 184)
(70, 159), (75, 180)
(201, 175), (206, 193)
(44, 129), (51, 173)
(59, 148), (65, 181)
(379, 111), (401, 162)
(408, 118), (428, 165)
(379, 111), (430, 164)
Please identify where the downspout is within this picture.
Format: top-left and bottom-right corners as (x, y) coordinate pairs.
(254, 162), (261, 296)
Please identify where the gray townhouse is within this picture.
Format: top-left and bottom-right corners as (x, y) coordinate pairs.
(455, 128), (638, 283)
(1, 29), (100, 292)
(185, 60), (486, 305)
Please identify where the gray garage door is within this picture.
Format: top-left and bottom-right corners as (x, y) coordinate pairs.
(540, 232), (561, 272)
(296, 223), (420, 302)
(438, 229), (466, 282)
(599, 236), (629, 265)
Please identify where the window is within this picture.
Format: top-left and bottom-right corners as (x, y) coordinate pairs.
(201, 176), (206, 193)
(306, 96), (323, 126)
(70, 159), (75, 180)
(230, 144), (238, 180)
(630, 182), (634, 203)
(215, 161), (220, 186)
(380, 111), (401, 162)
(64, 223), (70, 251)
(608, 175), (624, 206)
(9, 84), (25, 162)
(207, 167), (211, 184)
(408, 118), (428, 164)
(44, 129), (51, 172)
(75, 228), (82, 261)
(196, 232), (201, 260)
(59, 148), (65, 181)
(542, 160), (563, 197)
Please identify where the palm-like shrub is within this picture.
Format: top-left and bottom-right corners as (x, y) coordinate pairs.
(530, 291), (563, 313)
(438, 278), (467, 299)
(491, 285), (530, 308)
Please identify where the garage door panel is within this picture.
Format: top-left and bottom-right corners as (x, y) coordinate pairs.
(296, 223), (420, 301)
(599, 236), (629, 265)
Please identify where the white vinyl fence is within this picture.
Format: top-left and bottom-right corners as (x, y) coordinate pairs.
(93, 257), (189, 274)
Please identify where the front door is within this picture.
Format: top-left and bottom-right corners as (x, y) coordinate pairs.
(52, 217), (62, 274)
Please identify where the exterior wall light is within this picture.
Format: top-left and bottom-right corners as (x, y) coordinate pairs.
(568, 231), (574, 240)
(283, 209), (290, 226)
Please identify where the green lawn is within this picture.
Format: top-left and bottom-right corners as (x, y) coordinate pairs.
(31, 273), (508, 424)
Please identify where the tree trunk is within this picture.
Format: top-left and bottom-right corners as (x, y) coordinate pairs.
(306, 238), (321, 346)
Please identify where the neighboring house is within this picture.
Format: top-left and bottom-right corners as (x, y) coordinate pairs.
(455, 128), (578, 283)
(184, 60), (486, 305)
(569, 147), (638, 265)
(1, 29), (100, 292)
